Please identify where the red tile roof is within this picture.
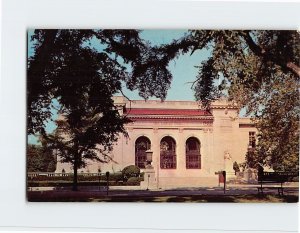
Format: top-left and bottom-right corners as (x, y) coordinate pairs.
(125, 108), (212, 116)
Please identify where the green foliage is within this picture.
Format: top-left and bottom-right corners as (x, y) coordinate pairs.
(238, 162), (247, 172)
(27, 29), (172, 190)
(27, 29), (171, 135)
(122, 165), (140, 179)
(233, 161), (240, 173)
(27, 144), (56, 172)
(27, 29), (300, 187)
(126, 177), (142, 185)
(29, 173), (123, 182)
(27, 180), (141, 187)
(108, 172), (123, 182)
(245, 150), (259, 169)
(27, 173), (143, 187)
(244, 75), (299, 171)
(151, 30), (299, 170)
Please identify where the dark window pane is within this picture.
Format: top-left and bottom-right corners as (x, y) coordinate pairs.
(160, 136), (176, 169)
(135, 136), (151, 169)
(186, 137), (201, 169)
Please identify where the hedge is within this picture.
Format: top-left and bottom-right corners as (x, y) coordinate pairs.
(28, 172), (123, 182)
(28, 165), (145, 185)
(27, 180), (141, 187)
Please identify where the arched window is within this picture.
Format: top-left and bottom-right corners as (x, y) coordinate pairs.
(135, 136), (151, 168)
(186, 137), (201, 169)
(160, 136), (176, 169)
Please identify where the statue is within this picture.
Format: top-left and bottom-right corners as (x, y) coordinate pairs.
(224, 151), (234, 174)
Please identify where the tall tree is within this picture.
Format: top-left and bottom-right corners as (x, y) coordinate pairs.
(28, 30), (300, 181)
(245, 74), (299, 171)
(43, 108), (129, 190)
(27, 29), (171, 190)
(141, 30), (299, 170)
(28, 30), (171, 135)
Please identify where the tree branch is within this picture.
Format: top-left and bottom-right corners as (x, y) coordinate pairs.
(242, 31), (300, 77)
(287, 62), (300, 77)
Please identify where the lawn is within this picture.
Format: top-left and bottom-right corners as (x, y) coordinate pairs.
(27, 190), (299, 203)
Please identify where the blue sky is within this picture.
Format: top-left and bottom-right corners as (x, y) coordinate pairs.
(125, 30), (210, 100)
(27, 29), (210, 144)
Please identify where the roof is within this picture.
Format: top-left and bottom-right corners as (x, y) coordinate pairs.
(125, 108), (212, 116)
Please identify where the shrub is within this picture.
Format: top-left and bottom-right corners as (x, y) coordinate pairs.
(139, 172), (145, 181)
(233, 161), (240, 174)
(108, 172), (123, 182)
(122, 165), (140, 180)
(126, 177), (141, 185)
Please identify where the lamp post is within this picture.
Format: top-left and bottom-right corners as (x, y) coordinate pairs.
(145, 150), (153, 169)
(147, 174), (150, 191)
(144, 150), (153, 191)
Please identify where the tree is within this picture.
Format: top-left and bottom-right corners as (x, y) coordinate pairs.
(27, 29), (171, 190)
(44, 110), (129, 190)
(27, 144), (56, 172)
(245, 75), (299, 171)
(27, 30), (171, 135)
(28, 30), (300, 187)
(146, 30), (299, 170)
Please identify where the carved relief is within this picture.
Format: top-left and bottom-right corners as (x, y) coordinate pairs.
(224, 150), (232, 160)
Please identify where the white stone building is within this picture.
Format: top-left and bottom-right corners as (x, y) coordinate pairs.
(56, 96), (257, 188)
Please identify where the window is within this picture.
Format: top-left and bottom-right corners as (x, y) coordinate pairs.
(186, 137), (201, 169)
(160, 136), (176, 169)
(135, 136), (151, 169)
(249, 132), (256, 148)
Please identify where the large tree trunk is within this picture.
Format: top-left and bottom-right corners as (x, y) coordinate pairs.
(72, 154), (78, 191)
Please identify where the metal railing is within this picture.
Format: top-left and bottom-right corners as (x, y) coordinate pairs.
(27, 172), (103, 178)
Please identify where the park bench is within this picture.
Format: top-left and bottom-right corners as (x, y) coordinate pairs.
(257, 171), (298, 196)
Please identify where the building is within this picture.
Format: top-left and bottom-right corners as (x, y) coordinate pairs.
(55, 96), (257, 189)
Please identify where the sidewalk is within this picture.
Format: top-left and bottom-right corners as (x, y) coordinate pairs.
(28, 183), (299, 196)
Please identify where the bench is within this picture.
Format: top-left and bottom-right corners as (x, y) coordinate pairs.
(257, 172), (298, 196)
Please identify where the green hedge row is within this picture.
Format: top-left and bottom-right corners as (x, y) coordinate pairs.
(28, 174), (119, 182)
(28, 177), (144, 187)
(28, 172), (144, 182)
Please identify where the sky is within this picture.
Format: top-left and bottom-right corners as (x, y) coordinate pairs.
(27, 29), (210, 144)
(125, 30), (210, 100)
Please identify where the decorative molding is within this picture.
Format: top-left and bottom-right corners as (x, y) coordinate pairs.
(130, 117), (214, 125)
(239, 123), (255, 128)
(183, 128), (203, 131)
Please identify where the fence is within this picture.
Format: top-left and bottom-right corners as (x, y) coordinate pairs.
(27, 172), (104, 178)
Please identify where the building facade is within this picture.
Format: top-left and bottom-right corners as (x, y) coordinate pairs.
(55, 96), (257, 188)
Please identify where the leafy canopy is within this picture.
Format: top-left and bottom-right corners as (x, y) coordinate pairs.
(27, 29), (175, 189)
(148, 30), (299, 170)
(28, 30), (300, 172)
(27, 29), (173, 136)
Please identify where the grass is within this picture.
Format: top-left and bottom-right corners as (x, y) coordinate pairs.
(27, 190), (299, 203)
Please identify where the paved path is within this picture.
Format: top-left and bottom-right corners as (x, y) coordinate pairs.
(28, 184), (299, 197)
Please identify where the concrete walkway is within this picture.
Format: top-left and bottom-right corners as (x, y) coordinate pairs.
(28, 183), (299, 196)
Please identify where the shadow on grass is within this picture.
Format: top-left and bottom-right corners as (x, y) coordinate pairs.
(27, 190), (299, 203)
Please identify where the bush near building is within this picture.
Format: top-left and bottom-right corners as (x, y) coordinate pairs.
(27, 168), (144, 187)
